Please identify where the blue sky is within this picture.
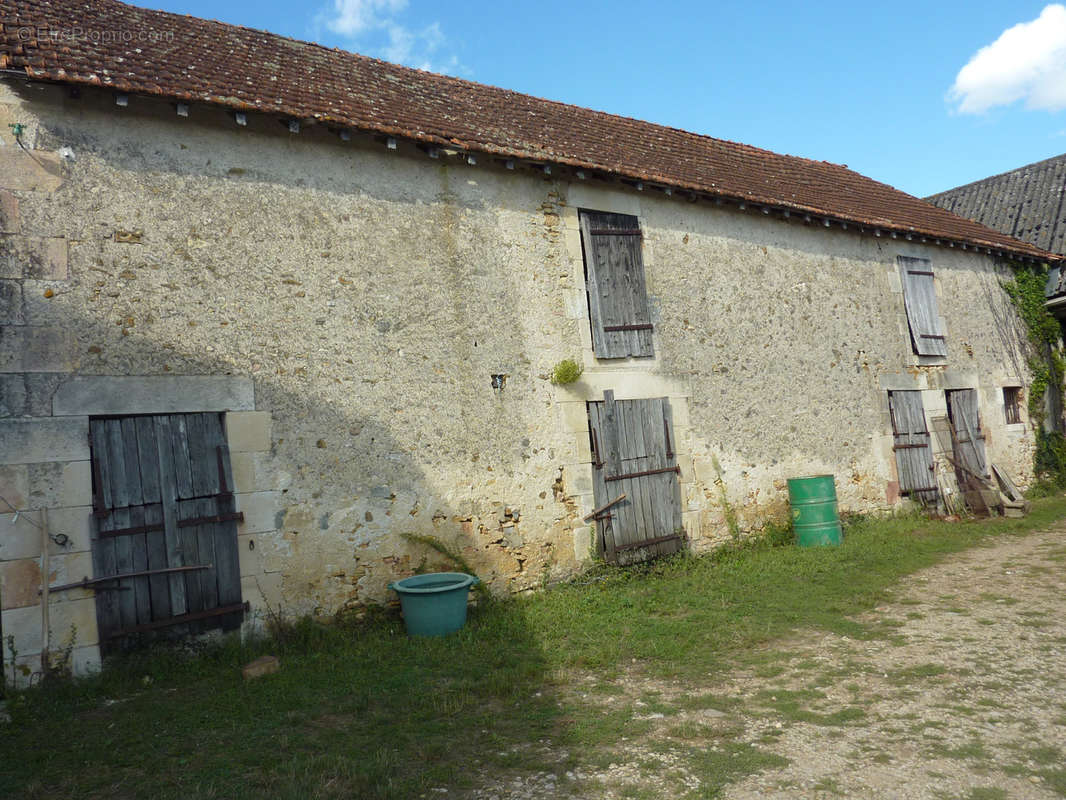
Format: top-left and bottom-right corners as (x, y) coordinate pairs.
(150, 1), (1066, 198)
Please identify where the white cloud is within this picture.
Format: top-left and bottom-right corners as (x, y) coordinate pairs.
(949, 4), (1066, 114)
(323, 0), (407, 36)
(315, 0), (463, 75)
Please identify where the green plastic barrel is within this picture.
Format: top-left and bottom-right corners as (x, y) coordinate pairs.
(787, 475), (843, 547)
(387, 572), (480, 636)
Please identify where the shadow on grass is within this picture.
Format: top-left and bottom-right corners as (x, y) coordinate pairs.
(4, 496), (1066, 798)
(0, 601), (562, 799)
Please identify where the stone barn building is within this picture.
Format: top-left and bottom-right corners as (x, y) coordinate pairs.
(0, 0), (1059, 680)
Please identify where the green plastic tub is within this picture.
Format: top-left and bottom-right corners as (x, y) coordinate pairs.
(787, 475), (843, 547)
(388, 572), (480, 637)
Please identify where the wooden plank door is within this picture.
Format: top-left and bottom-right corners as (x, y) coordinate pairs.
(887, 391), (937, 503)
(587, 392), (683, 564)
(89, 412), (244, 650)
(947, 389), (989, 487)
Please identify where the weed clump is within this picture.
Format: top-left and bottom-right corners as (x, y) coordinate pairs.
(550, 358), (583, 385)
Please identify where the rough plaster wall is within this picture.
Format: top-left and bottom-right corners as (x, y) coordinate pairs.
(0, 80), (1037, 635)
(0, 81), (589, 623)
(560, 183), (1034, 541)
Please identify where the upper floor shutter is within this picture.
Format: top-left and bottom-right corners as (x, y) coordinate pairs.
(897, 255), (947, 357)
(579, 210), (654, 359)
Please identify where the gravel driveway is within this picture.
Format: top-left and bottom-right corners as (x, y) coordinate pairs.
(470, 525), (1066, 799)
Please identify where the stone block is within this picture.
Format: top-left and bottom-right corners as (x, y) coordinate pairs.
(71, 644), (102, 676)
(242, 654), (280, 679)
(0, 190), (19, 233)
(572, 525), (594, 563)
(0, 280), (24, 325)
(255, 531), (290, 574)
(236, 491), (280, 534)
(0, 373), (27, 416)
(48, 596), (98, 650)
(237, 533), (261, 577)
(558, 401), (590, 433)
(566, 183), (641, 217)
(26, 460), (92, 508)
(0, 147), (64, 193)
(0, 509), (42, 560)
(52, 375), (255, 416)
(563, 464), (593, 495)
(23, 374), (64, 416)
(45, 506), (92, 555)
(1, 603), (42, 658)
(225, 411), (272, 452)
(574, 493), (595, 520)
(0, 463), (28, 508)
(46, 550), (95, 601)
(241, 571), (282, 616)
(573, 432), (593, 464)
(681, 509), (701, 539)
(0, 417), (89, 465)
(563, 288), (588, 319)
(230, 451), (256, 494)
(0, 557), (42, 609)
(675, 453), (694, 480)
(669, 399), (690, 429)
(230, 451), (277, 493)
(0, 326), (75, 373)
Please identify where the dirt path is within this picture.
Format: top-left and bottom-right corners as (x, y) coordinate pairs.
(470, 526), (1066, 800)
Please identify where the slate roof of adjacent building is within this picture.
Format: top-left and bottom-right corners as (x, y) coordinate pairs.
(0, 0), (1059, 262)
(926, 153), (1066, 257)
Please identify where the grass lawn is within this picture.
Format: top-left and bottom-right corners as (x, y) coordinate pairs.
(4, 498), (1066, 799)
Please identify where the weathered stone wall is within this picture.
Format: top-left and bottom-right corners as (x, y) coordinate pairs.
(0, 79), (1035, 678)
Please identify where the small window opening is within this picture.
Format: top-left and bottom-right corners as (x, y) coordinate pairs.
(1003, 387), (1023, 425)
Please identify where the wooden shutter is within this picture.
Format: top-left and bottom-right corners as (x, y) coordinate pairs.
(887, 391), (936, 498)
(947, 389), (988, 482)
(89, 413), (244, 649)
(898, 256), (947, 357)
(587, 392), (682, 564)
(579, 210), (654, 359)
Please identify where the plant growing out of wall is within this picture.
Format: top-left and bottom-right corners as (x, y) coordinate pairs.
(1003, 261), (1066, 490)
(550, 358), (583, 385)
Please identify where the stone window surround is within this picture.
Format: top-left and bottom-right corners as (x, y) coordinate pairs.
(556, 184), (700, 557)
(877, 370), (998, 502)
(0, 374), (279, 683)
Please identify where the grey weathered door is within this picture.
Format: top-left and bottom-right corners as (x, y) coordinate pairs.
(887, 391), (937, 502)
(579, 210), (655, 359)
(947, 389), (988, 487)
(89, 413), (244, 649)
(587, 391), (683, 564)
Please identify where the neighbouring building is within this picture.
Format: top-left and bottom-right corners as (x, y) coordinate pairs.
(0, 0), (1060, 682)
(926, 152), (1066, 259)
(927, 154), (1066, 426)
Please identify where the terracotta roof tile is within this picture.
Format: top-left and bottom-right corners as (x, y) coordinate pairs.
(0, 0), (1058, 262)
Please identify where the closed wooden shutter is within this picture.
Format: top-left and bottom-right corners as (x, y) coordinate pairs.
(888, 391), (936, 498)
(898, 256), (947, 357)
(579, 210), (654, 359)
